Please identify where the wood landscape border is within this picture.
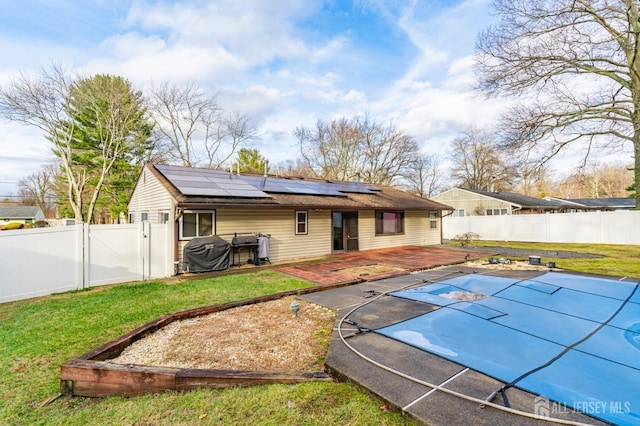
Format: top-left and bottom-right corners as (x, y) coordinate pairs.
(60, 282), (359, 398)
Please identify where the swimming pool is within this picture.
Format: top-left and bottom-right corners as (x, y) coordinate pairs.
(377, 271), (640, 425)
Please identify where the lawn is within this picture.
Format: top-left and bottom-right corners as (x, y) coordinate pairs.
(0, 270), (415, 425)
(3, 242), (637, 425)
(461, 241), (640, 278)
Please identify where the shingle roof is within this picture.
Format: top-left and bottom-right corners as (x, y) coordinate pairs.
(148, 164), (451, 211)
(0, 205), (43, 218)
(463, 188), (563, 209)
(566, 198), (635, 209)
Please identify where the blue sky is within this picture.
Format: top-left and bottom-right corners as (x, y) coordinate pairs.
(0, 0), (546, 197)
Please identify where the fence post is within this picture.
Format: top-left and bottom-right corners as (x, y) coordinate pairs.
(142, 221), (151, 281)
(84, 223), (90, 288)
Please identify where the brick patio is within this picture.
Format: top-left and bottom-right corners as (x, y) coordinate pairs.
(277, 245), (487, 285)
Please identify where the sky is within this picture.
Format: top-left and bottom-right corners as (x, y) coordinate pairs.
(0, 0), (630, 198)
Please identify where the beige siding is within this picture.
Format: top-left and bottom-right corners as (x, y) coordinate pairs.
(177, 206), (442, 269)
(178, 208), (333, 265)
(358, 210), (441, 250)
(432, 189), (511, 216)
(128, 167), (174, 224)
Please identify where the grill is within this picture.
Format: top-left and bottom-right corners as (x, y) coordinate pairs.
(231, 235), (259, 247)
(231, 234), (259, 266)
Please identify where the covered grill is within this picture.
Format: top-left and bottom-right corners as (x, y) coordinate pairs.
(183, 235), (230, 273)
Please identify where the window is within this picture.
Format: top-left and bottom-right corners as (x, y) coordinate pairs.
(452, 209), (465, 217)
(141, 211), (149, 222)
(430, 211), (439, 229)
(486, 208), (509, 216)
(158, 211), (170, 224)
(375, 211), (404, 235)
(128, 212), (135, 223)
(180, 210), (214, 239)
(295, 210), (308, 235)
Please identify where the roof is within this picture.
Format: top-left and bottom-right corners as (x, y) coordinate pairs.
(462, 188), (563, 210)
(565, 198), (636, 209)
(0, 205), (44, 219)
(146, 164), (451, 211)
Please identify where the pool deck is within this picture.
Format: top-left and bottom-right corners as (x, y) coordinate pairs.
(277, 245), (487, 285)
(300, 266), (609, 426)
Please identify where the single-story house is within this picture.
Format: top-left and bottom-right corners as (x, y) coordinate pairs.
(0, 205), (45, 226)
(431, 188), (564, 216)
(127, 164), (452, 272)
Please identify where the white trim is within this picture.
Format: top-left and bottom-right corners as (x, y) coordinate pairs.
(295, 210), (308, 235)
(179, 210), (216, 240)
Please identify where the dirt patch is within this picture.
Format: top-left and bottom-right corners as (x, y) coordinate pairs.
(468, 246), (603, 259)
(464, 260), (558, 271)
(336, 264), (403, 278)
(110, 296), (336, 371)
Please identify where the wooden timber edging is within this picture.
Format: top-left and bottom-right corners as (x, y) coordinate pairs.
(60, 281), (360, 398)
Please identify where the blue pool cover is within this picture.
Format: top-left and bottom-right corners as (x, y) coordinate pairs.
(378, 272), (640, 425)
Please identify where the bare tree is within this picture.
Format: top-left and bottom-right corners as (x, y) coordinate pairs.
(0, 68), (154, 223)
(274, 158), (316, 178)
(360, 117), (419, 184)
(295, 115), (419, 184)
(215, 111), (258, 168)
(404, 153), (443, 198)
(148, 81), (255, 168)
(17, 163), (60, 218)
(449, 127), (518, 191)
(476, 0), (640, 206)
(0, 66), (83, 219)
(554, 161), (634, 198)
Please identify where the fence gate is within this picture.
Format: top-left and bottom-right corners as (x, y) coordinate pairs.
(0, 222), (171, 303)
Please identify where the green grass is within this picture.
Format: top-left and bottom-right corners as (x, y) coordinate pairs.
(0, 270), (415, 425)
(458, 241), (640, 278)
(7, 242), (635, 425)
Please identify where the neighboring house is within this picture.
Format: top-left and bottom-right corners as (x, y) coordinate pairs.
(128, 164), (452, 271)
(0, 205), (45, 227)
(431, 188), (564, 216)
(544, 197), (636, 211)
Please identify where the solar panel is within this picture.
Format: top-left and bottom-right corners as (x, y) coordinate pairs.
(155, 165), (381, 198)
(156, 165), (271, 198)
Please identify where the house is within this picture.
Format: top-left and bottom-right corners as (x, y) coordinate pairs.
(431, 188), (564, 216)
(0, 205), (45, 227)
(127, 164), (452, 272)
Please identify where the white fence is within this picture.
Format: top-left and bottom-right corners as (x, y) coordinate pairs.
(0, 222), (172, 303)
(443, 210), (640, 245)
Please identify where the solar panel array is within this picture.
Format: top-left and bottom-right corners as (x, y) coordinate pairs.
(156, 165), (381, 198)
(156, 165), (271, 198)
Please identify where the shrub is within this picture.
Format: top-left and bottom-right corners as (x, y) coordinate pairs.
(452, 232), (481, 248)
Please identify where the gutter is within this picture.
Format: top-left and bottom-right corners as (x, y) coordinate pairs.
(175, 202), (449, 211)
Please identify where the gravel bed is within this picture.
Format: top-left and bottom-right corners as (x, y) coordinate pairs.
(109, 296), (336, 371)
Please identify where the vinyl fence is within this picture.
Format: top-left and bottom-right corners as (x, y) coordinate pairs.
(0, 222), (172, 303)
(443, 210), (640, 245)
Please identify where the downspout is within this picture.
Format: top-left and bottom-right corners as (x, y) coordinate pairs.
(174, 207), (184, 274)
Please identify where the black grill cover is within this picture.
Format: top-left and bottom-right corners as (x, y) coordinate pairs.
(183, 236), (230, 273)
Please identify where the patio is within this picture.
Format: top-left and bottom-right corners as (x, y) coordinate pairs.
(277, 245), (486, 285)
